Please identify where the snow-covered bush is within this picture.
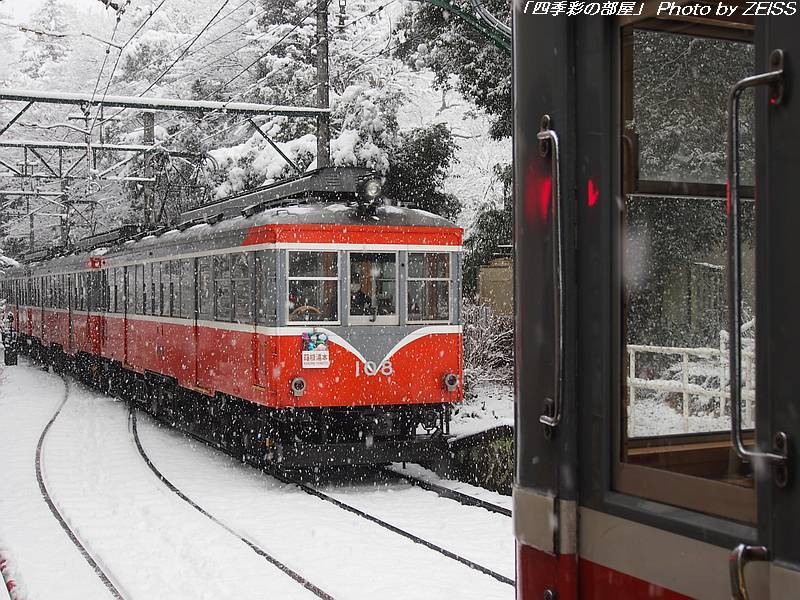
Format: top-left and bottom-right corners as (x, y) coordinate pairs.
(461, 301), (513, 391)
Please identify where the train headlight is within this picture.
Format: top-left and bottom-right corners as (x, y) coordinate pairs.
(291, 377), (307, 397)
(443, 373), (460, 392)
(359, 177), (383, 199)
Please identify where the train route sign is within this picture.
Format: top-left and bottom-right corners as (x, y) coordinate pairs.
(302, 350), (330, 369)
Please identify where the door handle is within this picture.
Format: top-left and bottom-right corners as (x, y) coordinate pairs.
(729, 544), (769, 600)
(536, 114), (564, 433)
(726, 49), (789, 483)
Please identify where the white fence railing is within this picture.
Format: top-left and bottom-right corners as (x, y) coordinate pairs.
(627, 341), (755, 435)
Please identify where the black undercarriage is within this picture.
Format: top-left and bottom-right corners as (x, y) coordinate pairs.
(16, 335), (452, 468)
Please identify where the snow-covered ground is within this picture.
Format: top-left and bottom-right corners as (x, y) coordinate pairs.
(387, 463), (511, 514)
(0, 360), (513, 599)
(628, 396), (730, 438)
(450, 383), (514, 439)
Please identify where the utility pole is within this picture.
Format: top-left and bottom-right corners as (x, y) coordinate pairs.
(60, 179), (70, 247)
(316, 0), (330, 168)
(142, 111), (155, 227)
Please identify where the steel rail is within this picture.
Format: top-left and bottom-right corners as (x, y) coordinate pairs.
(36, 375), (127, 600)
(385, 469), (511, 517)
(149, 415), (514, 587)
(270, 472), (515, 587)
(129, 408), (336, 600)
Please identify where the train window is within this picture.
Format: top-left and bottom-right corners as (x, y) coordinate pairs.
(213, 254), (232, 322)
(407, 252), (450, 323)
(617, 21), (756, 522)
(255, 251), (277, 326)
(133, 264), (142, 315)
(127, 267), (136, 314)
(91, 272), (103, 312)
(115, 268), (123, 313)
(180, 259), (194, 318)
(231, 253), (252, 324)
(79, 273), (86, 311)
(152, 263), (161, 317)
(166, 261), (177, 318)
(198, 257), (211, 320)
(349, 252), (398, 325)
(287, 251), (338, 323)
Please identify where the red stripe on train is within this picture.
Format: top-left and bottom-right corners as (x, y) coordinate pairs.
(517, 543), (690, 599)
(243, 224), (462, 247)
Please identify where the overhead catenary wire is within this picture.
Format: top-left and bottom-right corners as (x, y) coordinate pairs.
(138, 0), (231, 96)
(88, 0), (171, 136)
(205, 1), (323, 99)
(3, 0), (406, 233)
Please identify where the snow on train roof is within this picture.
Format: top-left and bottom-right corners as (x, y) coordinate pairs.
(13, 202), (459, 273)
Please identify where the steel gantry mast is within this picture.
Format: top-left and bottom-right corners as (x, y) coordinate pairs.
(0, 88), (329, 238)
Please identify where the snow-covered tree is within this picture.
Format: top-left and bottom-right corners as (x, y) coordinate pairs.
(18, 0), (72, 80)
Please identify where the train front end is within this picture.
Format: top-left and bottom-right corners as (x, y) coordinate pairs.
(247, 202), (463, 467)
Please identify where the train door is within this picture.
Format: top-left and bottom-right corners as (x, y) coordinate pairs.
(67, 273), (74, 352)
(123, 266), (129, 365)
(253, 250), (277, 390)
(755, 17), (800, 598)
(196, 255), (212, 390)
(513, 9), (800, 600)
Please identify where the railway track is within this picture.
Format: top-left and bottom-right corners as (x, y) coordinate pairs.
(384, 469), (511, 518)
(141, 411), (514, 588)
(27, 355), (512, 594)
(271, 471), (515, 587)
(35, 376), (127, 600)
(128, 407), (336, 600)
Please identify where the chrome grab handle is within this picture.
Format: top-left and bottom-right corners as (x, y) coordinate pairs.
(729, 544), (769, 600)
(726, 49), (788, 474)
(536, 115), (564, 431)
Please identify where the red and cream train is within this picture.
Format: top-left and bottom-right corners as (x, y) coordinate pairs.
(0, 167), (463, 466)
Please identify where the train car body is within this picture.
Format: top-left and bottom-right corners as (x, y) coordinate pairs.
(1, 167), (463, 466)
(514, 7), (800, 600)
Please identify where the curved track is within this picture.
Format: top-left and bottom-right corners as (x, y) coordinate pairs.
(129, 407), (336, 600)
(35, 376), (126, 600)
(155, 417), (514, 588)
(272, 472), (515, 587)
(384, 469), (511, 517)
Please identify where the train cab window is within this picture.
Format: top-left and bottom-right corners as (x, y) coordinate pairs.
(255, 251), (277, 326)
(407, 252), (450, 323)
(617, 20), (756, 522)
(287, 251), (338, 323)
(213, 254), (232, 322)
(349, 252), (398, 325)
(231, 253), (252, 323)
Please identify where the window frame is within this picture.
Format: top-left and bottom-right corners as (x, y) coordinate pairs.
(285, 250), (340, 326)
(231, 252), (253, 324)
(613, 18), (758, 525)
(348, 251), (400, 326)
(621, 20), (756, 201)
(406, 251), (452, 325)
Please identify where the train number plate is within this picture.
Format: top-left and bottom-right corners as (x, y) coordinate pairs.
(355, 360), (394, 377)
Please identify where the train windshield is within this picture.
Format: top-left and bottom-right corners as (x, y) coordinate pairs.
(287, 251), (339, 323)
(349, 252), (398, 325)
(617, 21), (757, 522)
